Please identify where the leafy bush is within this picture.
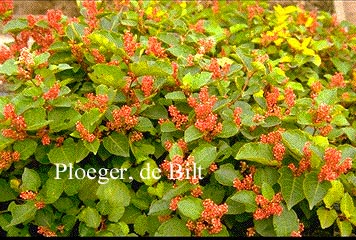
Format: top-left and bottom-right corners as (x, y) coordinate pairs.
(0, 0), (356, 237)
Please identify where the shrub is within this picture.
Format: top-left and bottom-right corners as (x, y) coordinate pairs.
(0, 0), (356, 237)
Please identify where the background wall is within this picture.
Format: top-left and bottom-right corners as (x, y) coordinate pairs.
(12, 0), (356, 25)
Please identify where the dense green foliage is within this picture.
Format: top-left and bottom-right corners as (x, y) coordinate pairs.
(0, 0), (356, 237)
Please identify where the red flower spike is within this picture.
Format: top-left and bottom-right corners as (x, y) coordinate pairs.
(123, 30), (140, 57)
(43, 83), (61, 101)
(75, 121), (96, 143)
(318, 147), (352, 182)
(145, 37), (167, 58)
(330, 72), (346, 88)
(168, 105), (188, 130)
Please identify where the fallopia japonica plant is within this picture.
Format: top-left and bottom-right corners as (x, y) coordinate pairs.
(0, 0), (356, 237)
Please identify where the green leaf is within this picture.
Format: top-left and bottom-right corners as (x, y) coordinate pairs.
(155, 217), (191, 236)
(3, 19), (28, 33)
(165, 91), (186, 101)
(191, 143), (217, 169)
(34, 52), (50, 66)
(230, 190), (257, 212)
(24, 107), (50, 131)
(331, 57), (352, 75)
(177, 196), (204, 220)
(254, 218), (276, 237)
(13, 139), (37, 160)
(130, 61), (172, 77)
(282, 129), (311, 158)
(162, 182), (193, 201)
(317, 207), (338, 229)
(148, 199), (171, 216)
(134, 117), (156, 135)
(303, 172), (331, 210)
(80, 108), (103, 132)
(217, 120), (239, 138)
(140, 159), (160, 186)
(48, 108), (81, 132)
(131, 142), (155, 164)
(235, 143), (278, 166)
(103, 132), (129, 157)
(315, 89), (338, 105)
(182, 72), (212, 90)
(88, 64), (126, 88)
(254, 167), (280, 187)
(134, 215), (148, 236)
(21, 168), (41, 192)
(8, 202), (37, 227)
(78, 207), (101, 229)
(278, 167), (305, 210)
(142, 104), (168, 119)
(48, 138), (89, 164)
(83, 139), (100, 155)
(160, 121), (177, 132)
(108, 206), (125, 223)
(337, 219), (353, 236)
(261, 182), (275, 201)
(0, 59), (17, 75)
(323, 180), (344, 209)
(184, 125), (203, 143)
(214, 163), (239, 186)
(273, 204), (299, 236)
(96, 179), (131, 207)
(340, 193), (355, 219)
(0, 179), (17, 202)
(41, 178), (65, 204)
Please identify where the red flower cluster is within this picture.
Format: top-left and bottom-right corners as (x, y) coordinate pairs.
(43, 83), (61, 101)
(77, 93), (109, 113)
(37, 127), (51, 146)
(130, 131), (143, 142)
(291, 221), (305, 237)
(0, 0), (13, 23)
(288, 142), (312, 177)
(260, 31), (278, 47)
(169, 195), (182, 211)
(318, 147), (352, 182)
(141, 76), (154, 97)
(37, 226), (57, 237)
(284, 87), (296, 111)
(186, 199), (228, 236)
(247, 3), (264, 20)
(253, 192), (283, 220)
(313, 103), (332, 124)
(208, 58), (230, 80)
(145, 37), (167, 58)
(187, 86), (222, 141)
(0, 46), (12, 64)
(75, 121), (96, 143)
(0, 150), (20, 170)
(83, 0), (102, 31)
(233, 107), (242, 127)
(189, 19), (205, 33)
(197, 37), (215, 54)
(330, 72), (346, 88)
(168, 105), (188, 130)
(106, 105), (138, 132)
(260, 128), (286, 162)
(47, 9), (65, 35)
(1, 103), (27, 140)
(265, 85), (282, 118)
(123, 30), (140, 57)
(191, 186), (203, 198)
(20, 190), (37, 200)
(26, 15), (55, 51)
(171, 61), (179, 84)
(91, 48), (106, 63)
(160, 155), (198, 184)
(35, 201), (46, 209)
(233, 165), (259, 194)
